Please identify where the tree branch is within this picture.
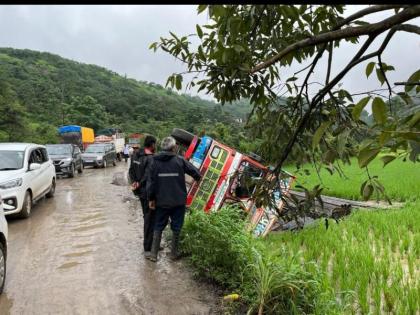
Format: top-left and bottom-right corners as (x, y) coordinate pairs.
(251, 5), (420, 74)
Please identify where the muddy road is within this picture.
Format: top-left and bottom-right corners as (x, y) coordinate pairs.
(0, 162), (220, 315)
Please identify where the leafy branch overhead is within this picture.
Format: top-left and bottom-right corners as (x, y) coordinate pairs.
(151, 5), (420, 203)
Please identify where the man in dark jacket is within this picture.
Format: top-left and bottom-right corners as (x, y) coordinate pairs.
(146, 136), (201, 262)
(128, 135), (157, 257)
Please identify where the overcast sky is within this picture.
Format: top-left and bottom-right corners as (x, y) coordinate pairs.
(0, 5), (419, 103)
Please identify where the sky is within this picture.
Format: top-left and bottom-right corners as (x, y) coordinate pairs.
(0, 5), (419, 103)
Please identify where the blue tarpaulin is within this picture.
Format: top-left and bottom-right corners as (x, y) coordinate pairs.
(58, 125), (81, 134)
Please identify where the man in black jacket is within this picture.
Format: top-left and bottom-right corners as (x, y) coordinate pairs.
(128, 135), (157, 257)
(146, 136), (201, 262)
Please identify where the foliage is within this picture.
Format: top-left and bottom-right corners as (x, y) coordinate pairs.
(181, 206), (342, 314)
(0, 47), (254, 149)
(151, 4), (420, 203)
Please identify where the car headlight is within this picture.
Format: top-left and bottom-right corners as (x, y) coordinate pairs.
(0, 178), (23, 189)
(96, 156), (103, 160)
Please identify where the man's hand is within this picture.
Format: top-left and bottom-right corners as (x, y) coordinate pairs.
(131, 182), (139, 190)
(149, 200), (156, 210)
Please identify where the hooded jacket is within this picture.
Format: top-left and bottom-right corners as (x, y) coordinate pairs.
(128, 148), (154, 199)
(147, 151), (201, 208)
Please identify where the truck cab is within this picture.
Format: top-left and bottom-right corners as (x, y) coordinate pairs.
(171, 128), (295, 237)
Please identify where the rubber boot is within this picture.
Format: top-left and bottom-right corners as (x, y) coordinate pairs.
(170, 231), (181, 261)
(147, 231), (162, 262)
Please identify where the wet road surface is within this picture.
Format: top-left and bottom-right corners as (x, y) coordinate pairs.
(0, 162), (220, 314)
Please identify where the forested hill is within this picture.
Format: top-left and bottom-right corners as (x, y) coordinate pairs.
(0, 47), (251, 145)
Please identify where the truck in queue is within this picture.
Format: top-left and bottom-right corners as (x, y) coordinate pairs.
(171, 128), (295, 237)
(95, 128), (125, 161)
(58, 125), (95, 151)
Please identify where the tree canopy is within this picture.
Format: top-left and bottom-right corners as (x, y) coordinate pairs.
(152, 5), (420, 202)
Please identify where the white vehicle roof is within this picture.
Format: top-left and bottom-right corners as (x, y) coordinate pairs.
(0, 143), (45, 151)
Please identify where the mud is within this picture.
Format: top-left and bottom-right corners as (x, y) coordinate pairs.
(0, 163), (220, 315)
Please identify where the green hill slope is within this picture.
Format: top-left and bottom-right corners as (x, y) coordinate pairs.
(0, 47), (245, 144)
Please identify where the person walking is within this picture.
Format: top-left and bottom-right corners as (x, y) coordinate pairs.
(123, 144), (130, 163)
(146, 136), (201, 262)
(128, 135), (157, 257)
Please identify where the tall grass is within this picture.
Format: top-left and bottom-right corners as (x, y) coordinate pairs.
(181, 206), (344, 314)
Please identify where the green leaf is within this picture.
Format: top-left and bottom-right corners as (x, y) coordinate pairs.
(405, 69), (420, 93)
(352, 96), (370, 120)
(233, 44), (245, 53)
(286, 76), (298, 82)
(381, 155), (396, 167)
(358, 147), (380, 168)
(376, 68), (385, 86)
(372, 97), (387, 125)
(175, 74), (182, 90)
(312, 121), (332, 150)
(363, 183), (374, 201)
(365, 62), (375, 78)
(196, 25), (203, 39)
(197, 5), (207, 14)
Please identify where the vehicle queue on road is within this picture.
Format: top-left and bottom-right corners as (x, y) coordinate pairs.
(0, 131), (133, 295)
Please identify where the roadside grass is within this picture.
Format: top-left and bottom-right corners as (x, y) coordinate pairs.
(286, 157), (420, 202)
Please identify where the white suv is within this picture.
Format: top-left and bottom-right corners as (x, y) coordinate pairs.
(0, 143), (56, 218)
(0, 194), (8, 294)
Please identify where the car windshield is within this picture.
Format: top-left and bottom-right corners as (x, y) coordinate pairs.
(85, 146), (105, 153)
(46, 145), (72, 155)
(0, 150), (25, 170)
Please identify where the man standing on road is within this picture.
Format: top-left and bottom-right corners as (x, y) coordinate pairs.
(129, 135), (157, 258)
(146, 136), (201, 262)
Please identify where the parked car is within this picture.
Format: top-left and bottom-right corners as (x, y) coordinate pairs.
(81, 143), (117, 168)
(0, 194), (8, 294)
(46, 144), (83, 178)
(0, 143), (56, 218)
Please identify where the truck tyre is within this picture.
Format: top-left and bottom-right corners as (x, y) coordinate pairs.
(171, 128), (195, 146)
(19, 191), (32, 219)
(68, 163), (75, 178)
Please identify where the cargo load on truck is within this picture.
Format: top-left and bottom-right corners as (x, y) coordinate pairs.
(58, 125), (94, 151)
(171, 128), (296, 237)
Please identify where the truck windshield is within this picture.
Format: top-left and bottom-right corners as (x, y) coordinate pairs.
(85, 146), (105, 153)
(46, 145), (71, 155)
(0, 150), (25, 170)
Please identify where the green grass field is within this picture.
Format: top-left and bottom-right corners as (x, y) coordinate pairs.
(286, 157), (420, 202)
(268, 158), (420, 314)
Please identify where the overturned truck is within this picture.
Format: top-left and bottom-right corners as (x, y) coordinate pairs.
(171, 128), (296, 237)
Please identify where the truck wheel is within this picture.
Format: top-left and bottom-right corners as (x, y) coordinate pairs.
(19, 191), (32, 219)
(68, 164), (75, 178)
(171, 128), (195, 146)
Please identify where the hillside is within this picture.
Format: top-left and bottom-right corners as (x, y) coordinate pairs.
(0, 47), (250, 146)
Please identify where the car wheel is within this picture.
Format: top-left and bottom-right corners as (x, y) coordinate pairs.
(19, 191), (32, 219)
(113, 159), (116, 166)
(0, 242), (6, 294)
(68, 163), (75, 178)
(46, 178), (56, 198)
(103, 159), (107, 168)
(78, 163), (83, 174)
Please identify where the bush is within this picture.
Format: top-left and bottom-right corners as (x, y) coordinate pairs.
(181, 206), (341, 314)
